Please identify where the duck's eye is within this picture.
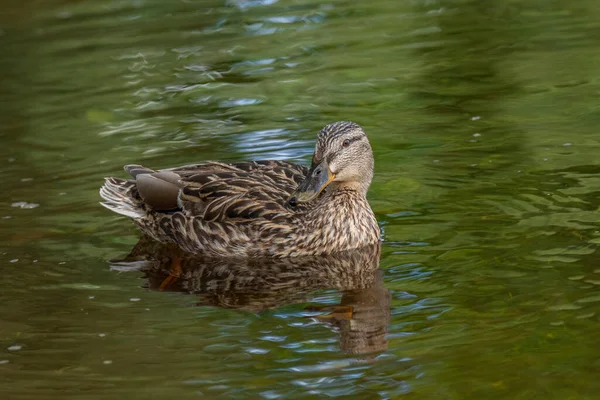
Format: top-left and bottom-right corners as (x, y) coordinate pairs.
(342, 139), (350, 148)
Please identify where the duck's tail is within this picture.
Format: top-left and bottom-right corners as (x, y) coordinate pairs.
(99, 177), (145, 219)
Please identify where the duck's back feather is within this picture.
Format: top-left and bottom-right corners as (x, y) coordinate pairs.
(102, 160), (309, 223)
(167, 161), (308, 221)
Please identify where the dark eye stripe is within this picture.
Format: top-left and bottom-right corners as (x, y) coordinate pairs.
(342, 136), (362, 147)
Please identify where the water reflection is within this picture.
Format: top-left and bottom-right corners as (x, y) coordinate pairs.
(112, 237), (390, 355)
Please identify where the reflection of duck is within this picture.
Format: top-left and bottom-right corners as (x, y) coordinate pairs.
(100, 121), (380, 258)
(314, 282), (390, 356)
(113, 236), (390, 355)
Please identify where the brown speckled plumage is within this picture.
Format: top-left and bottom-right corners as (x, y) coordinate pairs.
(100, 121), (380, 258)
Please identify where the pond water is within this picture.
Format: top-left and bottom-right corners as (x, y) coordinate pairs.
(2, 0), (600, 398)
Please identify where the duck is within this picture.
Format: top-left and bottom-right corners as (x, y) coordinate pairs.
(100, 121), (380, 258)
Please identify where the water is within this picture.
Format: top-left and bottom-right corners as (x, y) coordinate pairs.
(2, 0), (600, 398)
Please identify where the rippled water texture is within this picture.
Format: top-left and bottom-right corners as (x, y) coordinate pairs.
(2, 0), (600, 398)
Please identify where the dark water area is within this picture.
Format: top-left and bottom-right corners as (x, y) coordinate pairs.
(2, 0), (600, 398)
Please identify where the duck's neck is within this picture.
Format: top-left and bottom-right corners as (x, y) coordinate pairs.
(283, 185), (379, 256)
(310, 186), (380, 249)
(325, 178), (372, 199)
(323, 186), (370, 208)
(334, 182), (367, 196)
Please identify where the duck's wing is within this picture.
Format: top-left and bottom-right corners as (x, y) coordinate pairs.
(126, 160), (309, 221)
(176, 160), (308, 221)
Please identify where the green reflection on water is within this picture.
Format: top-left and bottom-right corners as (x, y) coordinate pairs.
(1, 0), (600, 398)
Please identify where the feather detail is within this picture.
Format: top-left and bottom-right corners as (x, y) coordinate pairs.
(99, 178), (145, 219)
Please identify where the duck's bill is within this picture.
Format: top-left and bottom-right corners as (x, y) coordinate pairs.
(289, 160), (336, 204)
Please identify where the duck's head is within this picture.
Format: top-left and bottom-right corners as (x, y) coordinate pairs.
(289, 121), (374, 205)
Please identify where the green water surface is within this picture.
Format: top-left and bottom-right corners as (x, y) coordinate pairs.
(2, 0), (600, 398)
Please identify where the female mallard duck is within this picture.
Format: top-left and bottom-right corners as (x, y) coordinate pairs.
(100, 121), (380, 258)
